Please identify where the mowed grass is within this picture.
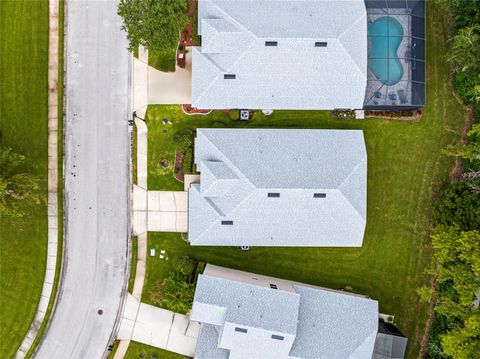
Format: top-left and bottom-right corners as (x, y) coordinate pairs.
(0, 1), (49, 358)
(125, 341), (186, 359)
(142, 3), (465, 358)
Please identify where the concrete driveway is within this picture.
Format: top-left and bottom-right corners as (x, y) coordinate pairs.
(117, 294), (199, 357)
(146, 48), (192, 105)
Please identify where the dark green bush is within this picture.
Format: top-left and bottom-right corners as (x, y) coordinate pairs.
(433, 180), (480, 230)
(173, 129), (193, 151)
(183, 147), (194, 173)
(174, 256), (197, 278)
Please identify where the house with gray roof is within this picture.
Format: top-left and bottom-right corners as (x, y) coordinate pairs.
(190, 264), (407, 359)
(192, 0), (368, 110)
(188, 128), (367, 246)
(191, 0), (426, 111)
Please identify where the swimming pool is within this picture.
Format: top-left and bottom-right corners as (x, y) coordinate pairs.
(368, 16), (404, 86)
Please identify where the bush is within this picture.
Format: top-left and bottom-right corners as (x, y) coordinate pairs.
(229, 109), (239, 120)
(183, 147), (194, 173)
(453, 72), (478, 105)
(174, 256), (197, 278)
(157, 271), (195, 314)
(433, 180), (480, 230)
(173, 129), (193, 152)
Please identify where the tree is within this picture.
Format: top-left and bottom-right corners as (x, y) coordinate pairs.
(443, 124), (480, 161)
(117, 0), (188, 52)
(0, 148), (42, 218)
(441, 313), (480, 359)
(428, 226), (480, 358)
(432, 180), (480, 230)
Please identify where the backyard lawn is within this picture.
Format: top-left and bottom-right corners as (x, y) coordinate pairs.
(142, 3), (466, 358)
(0, 0), (49, 358)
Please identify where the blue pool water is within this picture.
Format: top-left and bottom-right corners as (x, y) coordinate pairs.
(368, 16), (404, 86)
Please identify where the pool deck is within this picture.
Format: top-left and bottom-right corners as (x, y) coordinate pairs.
(365, 10), (419, 108)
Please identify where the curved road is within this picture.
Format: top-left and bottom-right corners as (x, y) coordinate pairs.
(35, 1), (130, 358)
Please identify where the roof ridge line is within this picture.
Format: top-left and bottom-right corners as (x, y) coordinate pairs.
(338, 12), (368, 79)
(337, 156), (367, 221)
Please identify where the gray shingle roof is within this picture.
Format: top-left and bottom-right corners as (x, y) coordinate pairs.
(192, 0), (367, 110)
(191, 273), (379, 358)
(290, 285), (378, 358)
(188, 129), (367, 246)
(191, 274), (300, 358)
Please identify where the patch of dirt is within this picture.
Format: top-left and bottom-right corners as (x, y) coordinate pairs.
(174, 151), (185, 182)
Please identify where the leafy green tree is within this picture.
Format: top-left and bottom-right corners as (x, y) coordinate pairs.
(432, 180), (480, 230)
(0, 148), (42, 217)
(443, 124), (480, 161)
(441, 313), (480, 359)
(118, 0), (188, 52)
(429, 226), (480, 357)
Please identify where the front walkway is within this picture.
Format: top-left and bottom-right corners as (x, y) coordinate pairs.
(132, 118), (189, 236)
(117, 294), (199, 357)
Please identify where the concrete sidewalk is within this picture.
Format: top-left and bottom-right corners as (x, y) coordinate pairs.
(132, 118), (189, 236)
(117, 294), (199, 357)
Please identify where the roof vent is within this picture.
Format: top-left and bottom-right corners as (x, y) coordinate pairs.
(314, 193), (327, 198)
(265, 41), (278, 46)
(224, 74), (236, 79)
(271, 334), (284, 341)
(270, 284), (278, 289)
(267, 192), (280, 198)
(235, 327), (248, 333)
(315, 41), (328, 47)
(221, 220), (233, 225)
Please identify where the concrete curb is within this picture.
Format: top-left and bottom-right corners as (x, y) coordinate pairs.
(14, 0), (60, 357)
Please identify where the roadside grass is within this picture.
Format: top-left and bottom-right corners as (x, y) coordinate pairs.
(0, 1), (49, 358)
(142, 3), (465, 358)
(26, 1), (65, 355)
(148, 47), (176, 73)
(125, 341), (186, 359)
(128, 237), (138, 294)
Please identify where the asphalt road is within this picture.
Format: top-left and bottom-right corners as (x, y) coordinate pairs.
(35, 1), (130, 358)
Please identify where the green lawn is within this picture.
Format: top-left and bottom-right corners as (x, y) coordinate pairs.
(142, 3), (466, 358)
(125, 341), (186, 359)
(148, 48), (177, 73)
(0, 0), (49, 358)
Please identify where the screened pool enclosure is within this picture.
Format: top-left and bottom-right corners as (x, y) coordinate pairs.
(363, 0), (426, 110)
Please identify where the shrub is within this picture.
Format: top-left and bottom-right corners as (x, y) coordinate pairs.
(157, 271), (195, 314)
(174, 256), (197, 278)
(433, 180), (480, 230)
(173, 129), (193, 151)
(229, 109), (239, 120)
(183, 147), (194, 173)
